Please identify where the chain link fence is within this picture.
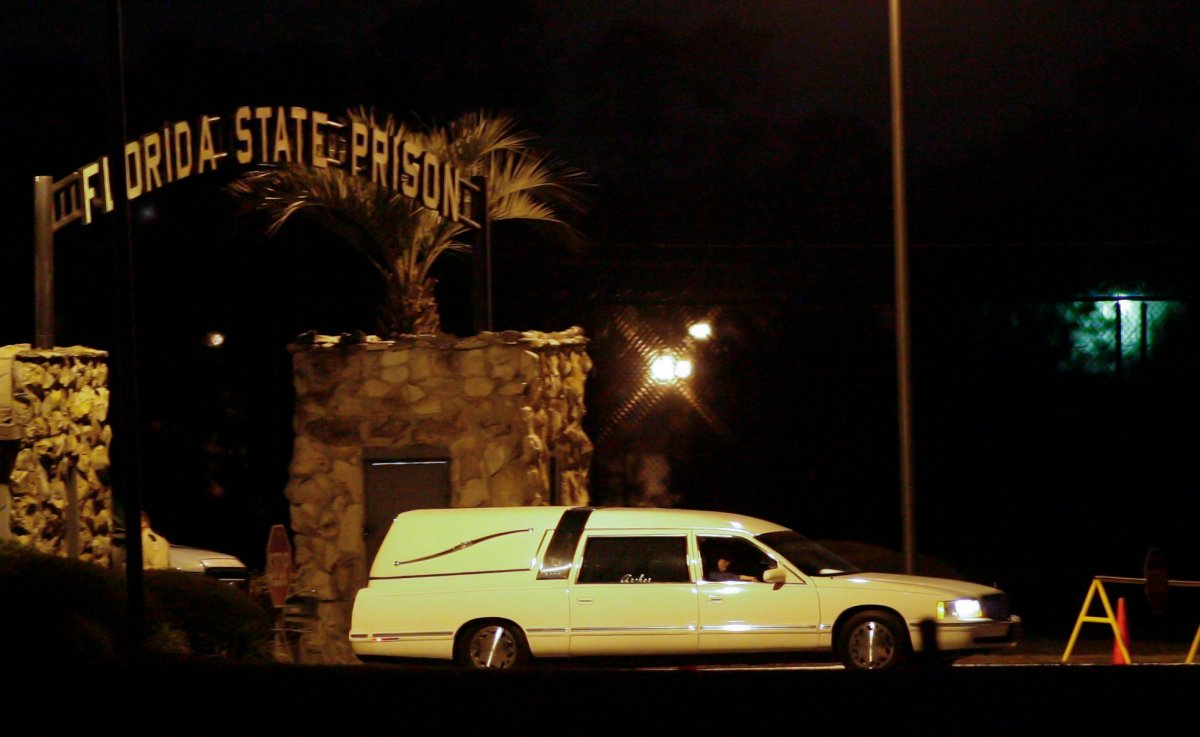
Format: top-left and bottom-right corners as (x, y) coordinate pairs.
(1059, 298), (1185, 375)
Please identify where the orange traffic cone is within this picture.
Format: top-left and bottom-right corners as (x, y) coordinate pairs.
(1113, 596), (1131, 664)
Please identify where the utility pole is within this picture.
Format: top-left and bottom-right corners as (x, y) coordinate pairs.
(107, 0), (146, 661)
(889, 0), (917, 574)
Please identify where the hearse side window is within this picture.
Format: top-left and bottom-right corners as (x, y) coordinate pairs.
(576, 536), (689, 584)
(698, 535), (777, 582)
(537, 507), (593, 580)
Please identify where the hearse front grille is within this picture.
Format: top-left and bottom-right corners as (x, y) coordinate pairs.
(981, 594), (1009, 620)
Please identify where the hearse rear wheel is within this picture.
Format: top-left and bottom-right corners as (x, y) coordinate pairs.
(458, 622), (529, 670)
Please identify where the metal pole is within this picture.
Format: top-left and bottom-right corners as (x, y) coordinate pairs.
(485, 202), (493, 332)
(1140, 301), (1148, 365)
(107, 0), (145, 663)
(1114, 300), (1123, 376)
(889, 0), (917, 574)
(33, 176), (55, 350)
(470, 175), (493, 333)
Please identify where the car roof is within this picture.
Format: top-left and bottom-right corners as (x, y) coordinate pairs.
(390, 506), (791, 536)
(585, 507), (790, 535)
(169, 544), (247, 567)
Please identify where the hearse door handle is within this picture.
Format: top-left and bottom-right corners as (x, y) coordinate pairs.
(707, 595), (724, 603)
(577, 597), (593, 605)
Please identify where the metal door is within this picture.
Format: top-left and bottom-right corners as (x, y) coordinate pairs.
(362, 446), (451, 563)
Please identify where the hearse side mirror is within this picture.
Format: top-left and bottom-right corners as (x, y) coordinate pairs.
(763, 567), (787, 589)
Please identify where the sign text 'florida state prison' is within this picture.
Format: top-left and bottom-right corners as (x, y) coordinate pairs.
(69, 105), (470, 227)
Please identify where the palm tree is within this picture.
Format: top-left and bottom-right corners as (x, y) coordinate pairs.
(229, 110), (587, 335)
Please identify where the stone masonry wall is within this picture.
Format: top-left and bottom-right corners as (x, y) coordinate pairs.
(0, 344), (113, 564)
(286, 328), (592, 663)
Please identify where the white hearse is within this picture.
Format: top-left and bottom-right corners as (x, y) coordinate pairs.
(349, 506), (1019, 670)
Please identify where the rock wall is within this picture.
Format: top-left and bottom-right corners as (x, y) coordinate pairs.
(0, 344), (112, 564)
(286, 328), (593, 663)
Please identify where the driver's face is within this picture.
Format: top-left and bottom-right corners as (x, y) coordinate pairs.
(718, 558), (731, 571)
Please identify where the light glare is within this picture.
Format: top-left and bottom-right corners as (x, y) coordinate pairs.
(650, 354), (677, 382)
(649, 353), (694, 382)
(938, 598), (983, 619)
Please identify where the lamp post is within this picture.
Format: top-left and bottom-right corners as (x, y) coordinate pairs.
(107, 0), (148, 659)
(889, 0), (916, 574)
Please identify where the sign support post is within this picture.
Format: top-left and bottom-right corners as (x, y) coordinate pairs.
(33, 176), (55, 350)
(266, 524), (293, 609)
(469, 174), (492, 333)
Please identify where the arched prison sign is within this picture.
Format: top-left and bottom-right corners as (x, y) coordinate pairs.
(52, 105), (480, 232)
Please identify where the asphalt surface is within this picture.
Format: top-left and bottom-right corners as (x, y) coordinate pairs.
(958, 633), (1198, 665)
(14, 637), (1200, 735)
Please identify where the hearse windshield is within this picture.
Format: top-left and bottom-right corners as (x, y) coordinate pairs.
(757, 531), (861, 576)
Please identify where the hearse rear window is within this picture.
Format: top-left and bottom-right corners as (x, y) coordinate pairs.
(576, 536), (689, 584)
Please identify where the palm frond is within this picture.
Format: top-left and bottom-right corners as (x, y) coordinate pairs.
(486, 151), (589, 219)
(446, 112), (534, 168)
(229, 109), (588, 334)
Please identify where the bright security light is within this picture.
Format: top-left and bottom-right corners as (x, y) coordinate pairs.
(650, 354), (677, 382)
(687, 321), (713, 340)
(649, 353), (692, 383)
(204, 331), (225, 348)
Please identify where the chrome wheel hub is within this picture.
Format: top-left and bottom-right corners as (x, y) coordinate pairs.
(848, 621), (896, 669)
(468, 625), (518, 669)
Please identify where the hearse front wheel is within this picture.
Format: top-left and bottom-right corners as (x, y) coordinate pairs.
(457, 622), (530, 670)
(837, 610), (911, 671)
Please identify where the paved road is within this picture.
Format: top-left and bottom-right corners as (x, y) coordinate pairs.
(15, 653), (1200, 733)
(959, 633), (1198, 665)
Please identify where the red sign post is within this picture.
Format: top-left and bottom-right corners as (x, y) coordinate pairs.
(266, 524), (293, 608)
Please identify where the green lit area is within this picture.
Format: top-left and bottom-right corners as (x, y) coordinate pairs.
(1060, 294), (1182, 374)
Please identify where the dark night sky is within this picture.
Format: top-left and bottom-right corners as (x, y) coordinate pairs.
(3, 2), (1200, 633)
(6, 1), (1200, 244)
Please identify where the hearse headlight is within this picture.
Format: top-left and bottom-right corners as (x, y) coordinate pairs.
(937, 598), (983, 619)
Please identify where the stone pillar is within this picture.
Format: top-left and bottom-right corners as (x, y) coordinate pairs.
(1, 344), (113, 564)
(285, 328), (593, 663)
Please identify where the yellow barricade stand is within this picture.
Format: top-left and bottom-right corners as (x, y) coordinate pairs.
(1063, 575), (1200, 664)
(1063, 577), (1130, 664)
